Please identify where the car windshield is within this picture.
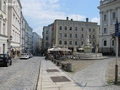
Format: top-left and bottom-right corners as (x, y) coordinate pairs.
(21, 53), (27, 55)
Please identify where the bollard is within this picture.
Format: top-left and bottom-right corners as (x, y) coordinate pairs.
(67, 63), (72, 71)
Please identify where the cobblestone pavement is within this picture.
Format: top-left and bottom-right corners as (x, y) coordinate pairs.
(0, 57), (41, 90)
(70, 57), (120, 90)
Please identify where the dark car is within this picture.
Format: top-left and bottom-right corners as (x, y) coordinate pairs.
(0, 54), (12, 67)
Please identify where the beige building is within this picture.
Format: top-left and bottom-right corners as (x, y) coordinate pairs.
(0, 0), (8, 54)
(98, 0), (120, 55)
(43, 17), (99, 52)
(7, 0), (22, 56)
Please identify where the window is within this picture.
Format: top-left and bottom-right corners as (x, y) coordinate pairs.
(59, 26), (62, 30)
(46, 31), (48, 34)
(46, 42), (49, 47)
(93, 28), (95, 32)
(70, 27), (72, 30)
(75, 34), (77, 38)
(104, 14), (106, 20)
(59, 40), (62, 44)
(3, 23), (5, 35)
(89, 28), (91, 32)
(46, 37), (48, 40)
(75, 27), (77, 31)
(112, 40), (114, 46)
(81, 41), (83, 45)
(81, 27), (83, 31)
(69, 34), (72, 37)
(3, 1), (6, 13)
(93, 35), (95, 39)
(93, 42), (95, 46)
(82, 34), (84, 38)
(112, 12), (115, 19)
(64, 41), (67, 45)
(104, 28), (107, 34)
(89, 35), (91, 38)
(64, 33), (67, 37)
(59, 33), (62, 37)
(75, 41), (77, 45)
(13, 14), (15, 24)
(104, 40), (107, 46)
(65, 26), (67, 30)
(69, 41), (72, 45)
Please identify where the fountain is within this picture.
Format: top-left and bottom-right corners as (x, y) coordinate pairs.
(74, 31), (108, 60)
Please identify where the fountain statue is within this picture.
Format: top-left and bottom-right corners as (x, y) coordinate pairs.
(73, 30), (108, 60)
(83, 30), (93, 53)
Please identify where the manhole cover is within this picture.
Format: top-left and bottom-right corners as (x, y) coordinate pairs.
(51, 76), (70, 82)
(46, 69), (59, 72)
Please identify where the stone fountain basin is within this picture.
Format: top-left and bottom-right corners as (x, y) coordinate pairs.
(73, 53), (108, 60)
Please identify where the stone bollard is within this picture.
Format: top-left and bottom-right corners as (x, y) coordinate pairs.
(67, 63), (72, 71)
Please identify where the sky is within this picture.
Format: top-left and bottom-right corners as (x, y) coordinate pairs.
(20, 0), (100, 38)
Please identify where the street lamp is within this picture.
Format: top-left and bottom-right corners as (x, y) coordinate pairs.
(114, 18), (119, 84)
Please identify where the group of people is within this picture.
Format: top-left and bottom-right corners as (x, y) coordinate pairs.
(45, 51), (64, 60)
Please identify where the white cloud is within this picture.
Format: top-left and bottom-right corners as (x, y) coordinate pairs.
(68, 15), (86, 21)
(34, 26), (43, 37)
(20, 0), (87, 37)
(91, 17), (100, 25)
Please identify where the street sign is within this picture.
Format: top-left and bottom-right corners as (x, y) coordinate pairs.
(115, 20), (119, 37)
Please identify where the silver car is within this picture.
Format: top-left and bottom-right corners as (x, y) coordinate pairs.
(20, 53), (29, 59)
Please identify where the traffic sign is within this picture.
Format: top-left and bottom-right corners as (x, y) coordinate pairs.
(115, 19), (119, 37)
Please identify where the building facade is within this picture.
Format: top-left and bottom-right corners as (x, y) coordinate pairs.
(98, 0), (120, 54)
(43, 24), (53, 50)
(0, 0), (8, 54)
(7, 0), (22, 57)
(27, 25), (33, 54)
(43, 17), (99, 52)
(32, 32), (41, 55)
(21, 13), (26, 53)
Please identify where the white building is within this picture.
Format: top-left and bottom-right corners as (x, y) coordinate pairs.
(32, 32), (41, 55)
(7, 0), (22, 56)
(98, 0), (120, 55)
(0, 0), (8, 54)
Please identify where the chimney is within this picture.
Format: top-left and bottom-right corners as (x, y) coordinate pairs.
(66, 17), (69, 20)
(86, 18), (88, 22)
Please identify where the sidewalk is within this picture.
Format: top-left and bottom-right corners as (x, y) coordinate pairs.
(37, 58), (82, 90)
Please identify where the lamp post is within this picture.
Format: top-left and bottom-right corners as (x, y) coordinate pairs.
(114, 18), (119, 84)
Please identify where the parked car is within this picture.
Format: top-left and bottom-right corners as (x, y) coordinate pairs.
(0, 54), (12, 67)
(29, 53), (33, 58)
(20, 53), (29, 59)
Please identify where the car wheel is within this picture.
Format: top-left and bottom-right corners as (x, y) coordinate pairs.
(6, 61), (10, 67)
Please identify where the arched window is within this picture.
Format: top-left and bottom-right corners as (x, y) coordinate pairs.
(104, 40), (107, 46)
